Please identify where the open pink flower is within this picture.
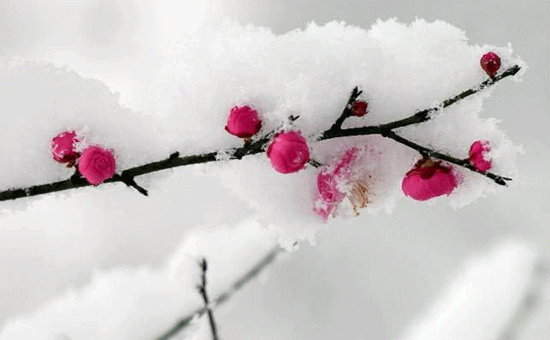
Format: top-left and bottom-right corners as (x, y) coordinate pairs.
(266, 131), (310, 174)
(402, 159), (457, 201)
(469, 140), (492, 172)
(314, 147), (369, 219)
(225, 105), (262, 138)
(51, 131), (80, 165)
(78, 146), (116, 185)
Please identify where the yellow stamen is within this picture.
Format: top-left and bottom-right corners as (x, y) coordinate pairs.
(347, 176), (371, 216)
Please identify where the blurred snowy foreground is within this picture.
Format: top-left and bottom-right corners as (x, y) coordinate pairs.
(401, 241), (550, 340)
(0, 17), (546, 339)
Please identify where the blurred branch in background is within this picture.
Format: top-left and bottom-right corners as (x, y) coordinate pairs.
(400, 241), (549, 340)
(498, 259), (550, 340)
(197, 258), (219, 340)
(157, 247), (283, 340)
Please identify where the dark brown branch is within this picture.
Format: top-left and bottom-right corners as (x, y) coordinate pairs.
(320, 65), (521, 140)
(156, 247), (282, 340)
(327, 86), (362, 132)
(0, 65), (520, 202)
(381, 130), (511, 186)
(197, 259), (219, 340)
(112, 174), (148, 196)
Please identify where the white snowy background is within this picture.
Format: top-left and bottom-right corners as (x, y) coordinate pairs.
(0, 0), (549, 339)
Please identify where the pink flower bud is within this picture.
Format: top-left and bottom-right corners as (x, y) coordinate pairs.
(266, 131), (310, 174)
(480, 52), (501, 78)
(225, 105), (262, 138)
(78, 146), (116, 185)
(350, 100), (368, 117)
(402, 159), (457, 201)
(469, 140), (492, 172)
(51, 131), (80, 164)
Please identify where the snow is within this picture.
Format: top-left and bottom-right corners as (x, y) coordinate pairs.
(0, 16), (528, 337)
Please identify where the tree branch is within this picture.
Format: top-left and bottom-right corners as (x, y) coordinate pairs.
(0, 65), (520, 201)
(327, 86), (362, 132)
(380, 130), (511, 186)
(320, 65), (521, 139)
(156, 247), (282, 340)
(197, 258), (219, 340)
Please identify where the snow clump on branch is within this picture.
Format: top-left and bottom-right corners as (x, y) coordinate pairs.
(0, 19), (525, 247)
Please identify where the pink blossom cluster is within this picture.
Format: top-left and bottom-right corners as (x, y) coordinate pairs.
(51, 131), (116, 185)
(224, 92), (495, 220)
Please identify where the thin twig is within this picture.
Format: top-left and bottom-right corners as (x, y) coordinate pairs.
(0, 65), (520, 201)
(320, 65), (521, 139)
(156, 247), (282, 340)
(197, 258), (219, 340)
(327, 86), (362, 132)
(112, 174), (148, 196)
(381, 130), (511, 186)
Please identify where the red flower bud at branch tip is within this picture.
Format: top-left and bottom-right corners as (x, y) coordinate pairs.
(402, 159), (457, 201)
(267, 131), (310, 174)
(78, 146), (116, 185)
(51, 131), (80, 164)
(225, 105), (262, 138)
(480, 52), (501, 78)
(350, 100), (368, 117)
(469, 140), (492, 172)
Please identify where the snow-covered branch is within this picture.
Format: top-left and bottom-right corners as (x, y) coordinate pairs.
(0, 64), (519, 202)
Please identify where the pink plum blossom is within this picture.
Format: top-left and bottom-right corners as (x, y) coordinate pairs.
(266, 131), (310, 174)
(78, 146), (116, 185)
(480, 52), (501, 78)
(314, 147), (369, 219)
(51, 131), (80, 165)
(225, 105), (262, 138)
(402, 159), (457, 201)
(469, 140), (492, 172)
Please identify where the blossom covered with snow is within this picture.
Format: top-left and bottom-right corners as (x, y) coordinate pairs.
(469, 140), (492, 172)
(314, 146), (370, 219)
(51, 131), (80, 165)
